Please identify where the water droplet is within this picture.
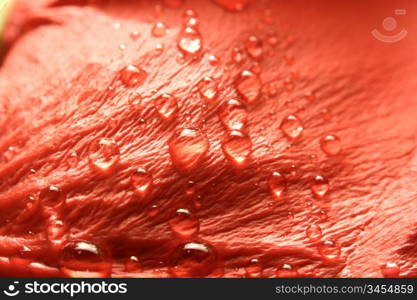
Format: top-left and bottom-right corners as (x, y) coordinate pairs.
(311, 175), (329, 199)
(178, 27), (202, 56)
(47, 217), (65, 244)
(131, 168), (153, 199)
(197, 77), (218, 102)
(268, 172), (286, 201)
(59, 241), (112, 277)
(245, 35), (263, 60)
(305, 91), (315, 101)
(152, 21), (167, 37)
(280, 114), (303, 139)
(154, 94), (178, 121)
(318, 240), (341, 262)
(40, 185), (62, 207)
(154, 43), (165, 56)
(207, 54), (219, 66)
(306, 224), (322, 242)
(129, 30), (140, 40)
(88, 138), (120, 176)
(212, 0), (249, 12)
(245, 258), (263, 278)
(148, 205), (160, 217)
(169, 242), (217, 277)
(168, 208), (200, 238)
(231, 47), (244, 64)
(222, 130), (252, 168)
(381, 262), (400, 277)
(320, 135), (341, 156)
(219, 99), (248, 130)
(168, 128), (209, 173)
(276, 264), (298, 277)
(119, 65), (147, 87)
(125, 255), (141, 272)
(235, 70), (261, 104)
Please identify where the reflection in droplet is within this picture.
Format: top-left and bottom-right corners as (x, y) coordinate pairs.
(311, 175), (329, 199)
(245, 35), (263, 60)
(320, 135), (341, 156)
(178, 27), (202, 56)
(219, 99), (248, 130)
(245, 258), (263, 278)
(88, 138), (120, 176)
(235, 70), (261, 104)
(40, 185), (63, 207)
(381, 262), (400, 278)
(268, 172), (286, 201)
(306, 224), (322, 242)
(222, 130), (252, 168)
(280, 115), (303, 139)
(168, 208), (200, 238)
(318, 240), (341, 262)
(155, 94), (178, 121)
(152, 21), (167, 37)
(119, 65), (147, 87)
(131, 168), (153, 199)
(197, 77), (218, 102)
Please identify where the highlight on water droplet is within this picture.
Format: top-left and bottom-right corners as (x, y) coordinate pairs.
(276, 264), (299, 278)
(318, 240), (341, 262)
(219, 98), (248, 130)
(178, 26), (202, 56)
(131, 168), (153, 199)
(168, 128), (209, 173)
(245, 35), (263, 60)
(152, 21), (168, 37)
(154, 93), (178, 121)
(235, 70), (261, 104)
(306, 224), (323, 242)
(268, 172), (286, 201)
(245, 258), (263, 278)
(169, 241), (218, 277)
(320, 134), (341, 156)
(119, 65), (147, 87)
(168, 208), (200, 238)
(280, 114), (303, 139)
(222, 130), (252, 168)
(88, 138), (120, 176)
(381, 262), (400, 278)
(59, 240), (112, 277)
(40, 185), (63, 207)
(197, 77), (218, 102)
(311, 175), (329, 199)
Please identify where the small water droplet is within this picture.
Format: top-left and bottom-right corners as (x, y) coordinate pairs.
(381, 262), (400, 277)
(125, 255), (141, 272)
(169, 242), (217, 277)
(280, 114), (303, 139)
(168, 128), (209, 173)
(318, 240), (341, 262)
(320, 135), (341, 156)
(178, 27), (202, 56)
(207, 54), (219, 66)
(119, 65), (147, 87)
(268, 172), (286, 201)
(148, 205), (160, 217)
(235, 70), (261, 104)
(47, 217), (65, 244)
(168, 208), (200, 238)
(40, 185), (63, 207)
(152, 21), (168, 37)
(154, 93), (178, 121)
(131, 168), (153, 199)
(306, 224), (322, 242)
(311, 175), (329, 199)
(276, 264), (298, 277)
(154, 43), (165, 56)
(231, 47), (244, 64)
(219, 99), (248, 131)
(245, 35), (263, 60)
(245, 258), (263, 278)
(59, 241), (112, 277)
(222, 130), (252, 168)
(305, 91), (315, 101)
(197, 77), (218, 102)
(88, 138), (120, 176)
(129, 30), (140, 40)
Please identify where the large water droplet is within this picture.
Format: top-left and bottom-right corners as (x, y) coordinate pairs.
(178, 27), (202, 56)
(235, 70), (261, 104)
(131, 168), (153, 199)
(59, 240), (112, 277)
(222, 130), (252, 168)
(245, 35), (263, 60)
(119, 65), (147, 87)
(318, 240), (341, 262)
(276, 264), (299, 277)
(268, 172), (286, 201)
(280, 114), (303, 139)
(311, 175), (329, 199)
(168, 128), (209, 173)
(381, 262), (400, 278)
(306, 224), (322, 242)
(197, 77), (218, 102)
(320, 135), (341, 156)
(40, 185), (63, 207)
(168, 208), (200, 238)
(169, 242), (217, 277)
(152, 21), (168, 37)
(212, 0), (249, 12)
(219, 99), (247, 130)
(154, 94), (178, 121)
(88, 138), (120, 176)
(245, 258), (263, 278)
